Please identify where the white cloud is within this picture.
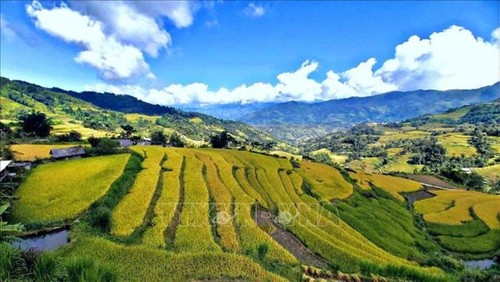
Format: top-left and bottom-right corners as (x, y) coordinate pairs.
(244, 3), (265, 18)
(25, 0), (198, 80)
(376, 25), (499, 91)
(82, 25), (500, 105)
(26, 1), (152, 80)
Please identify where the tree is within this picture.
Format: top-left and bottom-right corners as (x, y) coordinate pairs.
(19, 111), (52, 137)
(94, 138), (120, 155)
(88, 136), (101, 147)
(55, 130), (82, 142)
(210, 131), (232, 149)
(151, 130), (167, 145)
(0, 203), (25, 241)
(0, 122), (11, 137)
(169, 132), (185, 147)
(120, 124), (136, 139)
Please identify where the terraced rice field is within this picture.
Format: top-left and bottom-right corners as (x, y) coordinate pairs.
(14, 154), (129, 223)
(415, 190), (500, 226)
(10, 144), (86, 161)
(414, 189), (500, 257)
(16, 147), (462, 280)
(348, 171), (422, 201)
(475, 164), (500, 186)
(383, 153), (423, 173)
(378, 130), (431, 144)
(437, 134), (477, 157)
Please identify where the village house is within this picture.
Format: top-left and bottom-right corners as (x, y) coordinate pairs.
(50, 146), (86, 160)
(117, 139), (133, 147)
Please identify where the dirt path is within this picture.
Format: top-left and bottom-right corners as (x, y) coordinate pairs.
(405, 174), (457, 190)
(254, 209), (328, 269)
(404, 189), (436, 205)
(165, 156), (186, 248)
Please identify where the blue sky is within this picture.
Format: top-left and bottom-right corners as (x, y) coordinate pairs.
(1, 1), (499, 105)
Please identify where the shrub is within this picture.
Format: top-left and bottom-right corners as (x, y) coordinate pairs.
(90, 206), (112, 232)
(257, 243), (269, 260)
(55, 130), (82, 142)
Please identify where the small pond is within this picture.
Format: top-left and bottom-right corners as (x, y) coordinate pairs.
(464, 259), (497, 270)
(12, 228), (70, 252)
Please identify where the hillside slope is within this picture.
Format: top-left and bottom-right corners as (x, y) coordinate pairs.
(13, 147), (472, 281)
(0, 77), (282, 147)
(241, 83), (500, 142)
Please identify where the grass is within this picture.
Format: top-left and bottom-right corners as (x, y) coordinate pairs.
(348, 171), (422, 201)
(111, 147), (165, 237)
(10, 144), (85, 161)
(13, 154), (129, 223)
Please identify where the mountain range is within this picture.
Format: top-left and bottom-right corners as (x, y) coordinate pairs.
(186, 83), (500, 143)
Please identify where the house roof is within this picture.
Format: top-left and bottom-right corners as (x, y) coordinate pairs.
(0, 160), (12, 172)
(50, 146), (86, 159)
(117, 139), (133, 147)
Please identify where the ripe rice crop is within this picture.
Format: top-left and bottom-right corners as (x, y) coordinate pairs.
(14, 154), (129, 223)
(10, 144), (83, 161)
(415, 190), (500, 226)
(195, 152), (239, 252)
(349, 171), (422, 201)
(111, 146), (165, 237)
(297, 161), (353, 200)
(57, 235), (286, 281)
(474, 200), (500, 229)
(142, 149), (183, 248)
(173, 150), (221, 253)
(437, 134), (477, 157)
(209, 150), (298, 265)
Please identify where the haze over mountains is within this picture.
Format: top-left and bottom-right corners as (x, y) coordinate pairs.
(183, 82), (500, 142)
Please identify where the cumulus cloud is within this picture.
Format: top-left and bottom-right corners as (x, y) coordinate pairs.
(376, 25), (499, 91)
(244, 3), (265, 18)
(25, 0), (197, 80)
(86, 25), (500, 105)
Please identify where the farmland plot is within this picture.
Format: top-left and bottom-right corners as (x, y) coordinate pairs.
(14, 154), (129, 223)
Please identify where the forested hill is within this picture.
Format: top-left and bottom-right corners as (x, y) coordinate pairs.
(239, 82), (500, 142)
(406, 98), (500, 126)
(51, 87), (177, 116)
(0, 77), (282, 147)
